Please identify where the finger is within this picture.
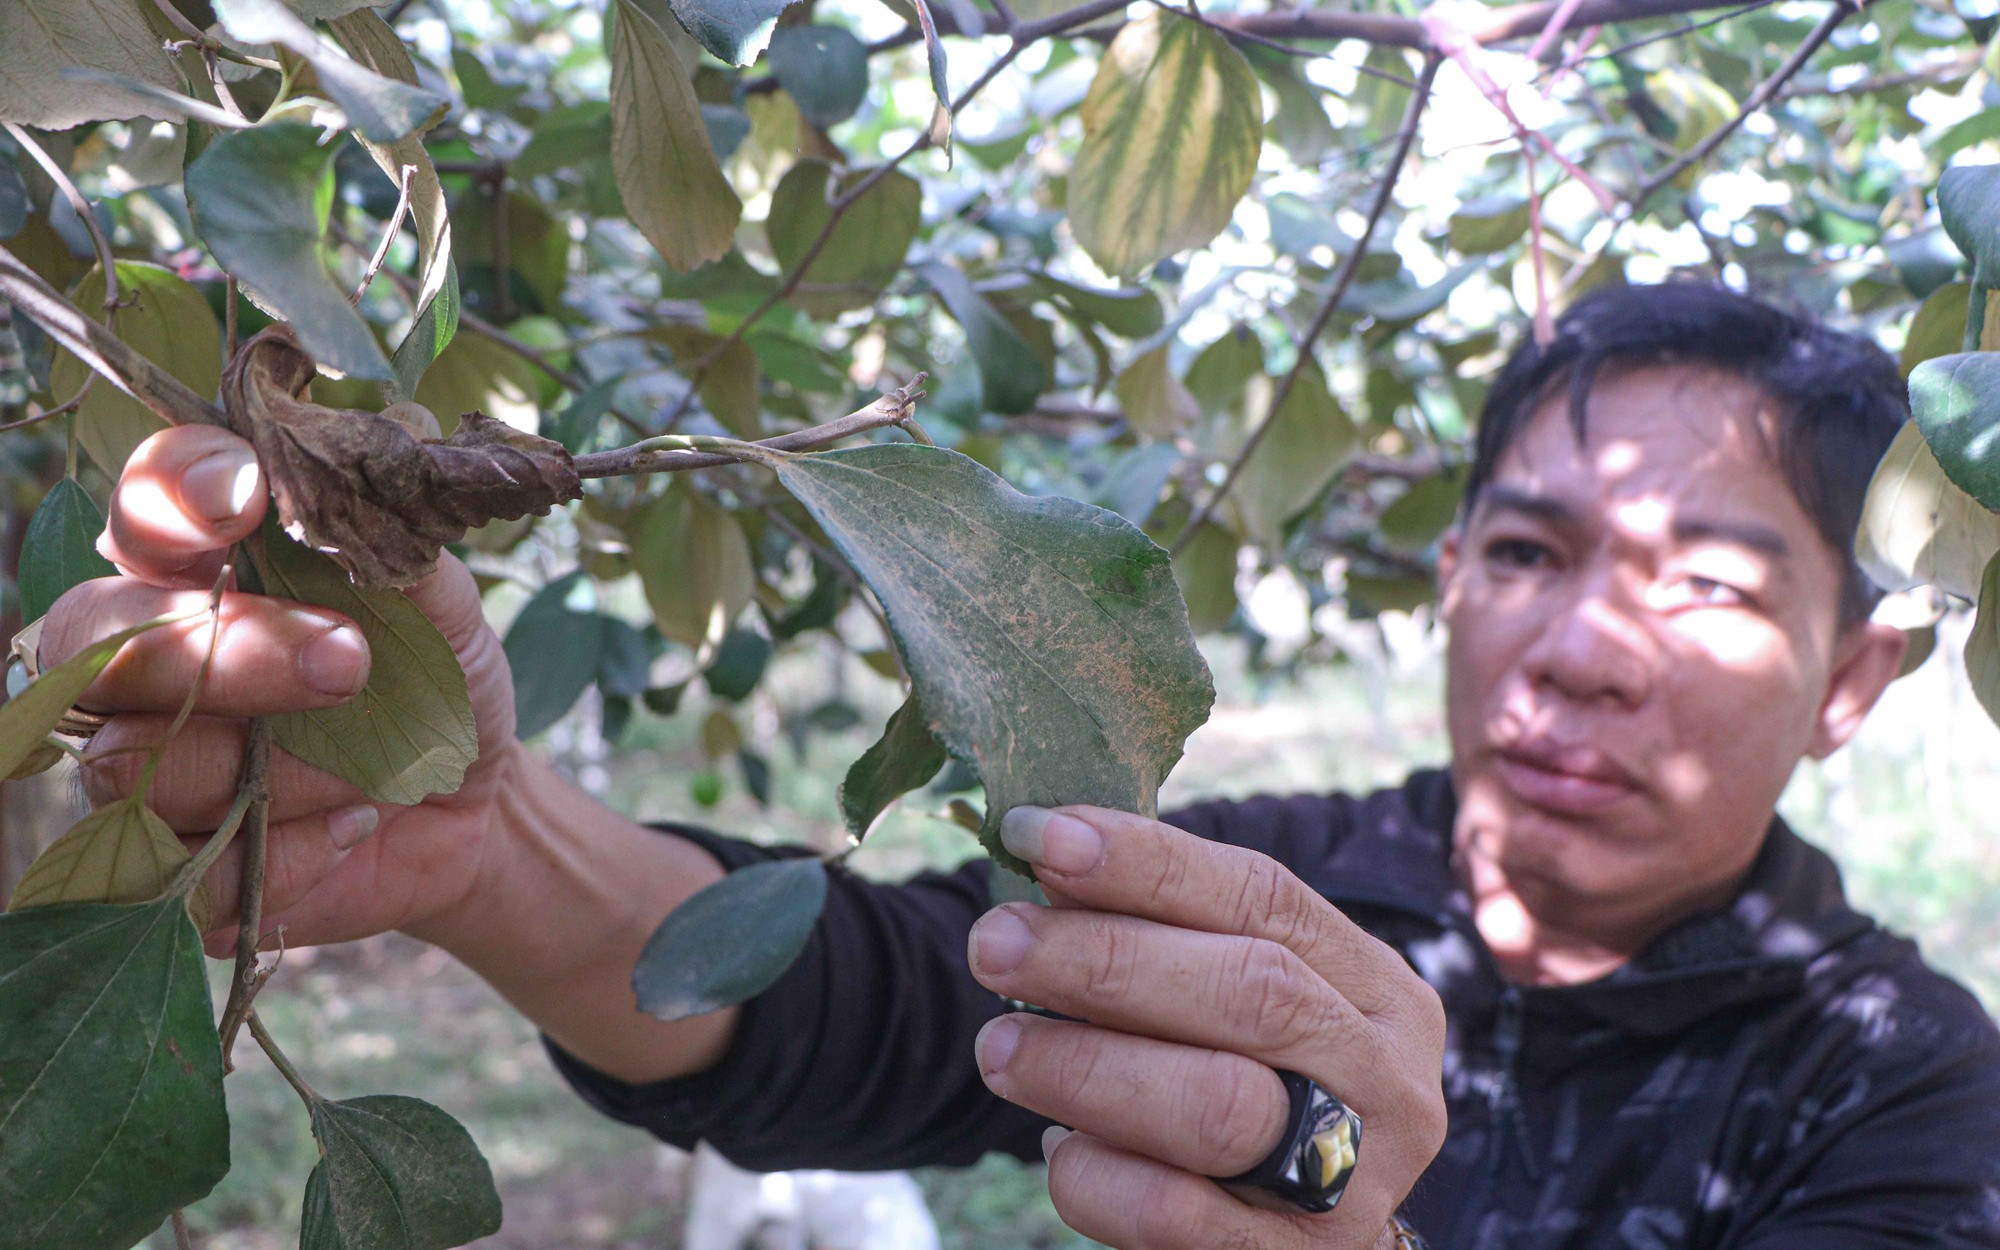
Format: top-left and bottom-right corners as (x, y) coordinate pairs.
(101, 426), (266, 589)
(41, 580), (369, 715)
(190, 804), (381, 951)
(1041, 1130), (1321, 1250)
(1000, 806), (1418, 1021)
(968, 905), (1386, 1092)
(82, 716), (370, 830)
(976, 1013), (1286, 1177)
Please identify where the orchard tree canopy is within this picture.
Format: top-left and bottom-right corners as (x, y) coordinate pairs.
(2, 0), (2000, 1246)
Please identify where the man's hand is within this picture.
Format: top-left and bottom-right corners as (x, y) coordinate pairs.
(969, 806), (1447, 1250)
(36, 424), (526, 955)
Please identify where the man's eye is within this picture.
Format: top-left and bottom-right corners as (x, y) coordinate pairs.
(1661, 576), (1751, 609)
(1484, 539), (1551, 569)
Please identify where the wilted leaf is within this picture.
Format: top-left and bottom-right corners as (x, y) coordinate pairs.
(1069, 11), (1262, 280)
(214, 0), (446, 142)
(767, 25), (870, 129)
(259, 525), (479, 805)
(1910, 353), (2000, 509)
(301, 1095), (502, 1250)
(1939, 164), (2000, 287)
(839, 694), (948, 840)
(187, 123), (394, 382)
(1856, 420), (2000, 600)
(0, 0), (183, 130)
(611, 0), (742, 272)
(634, 858), (828, 1021)
(1969, 554), (2000, 727)
(50, 262), (221, 478)
(919, 262), (1049, 415)
(16, 478), (116, 624)
(226, 328), (579, 588)
(634, 483), (755, 652)
(0, 899), (228, 1250)
(1225, 367), (1355, 548)
(1902, 281), (1970, 376)
(0, 614), (182, 780)
(1116, 344), (1200, 442)
(1172, 521), (1237, 634)
(768, 162), (923, 318)
(10, 797), (209, 931)
(761, 445), (1214, 873)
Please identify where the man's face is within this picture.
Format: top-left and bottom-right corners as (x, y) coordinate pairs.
(1438, 362), (1900, 931)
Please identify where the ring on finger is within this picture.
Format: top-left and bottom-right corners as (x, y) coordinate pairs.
(1218, 1069), (1362, 1215)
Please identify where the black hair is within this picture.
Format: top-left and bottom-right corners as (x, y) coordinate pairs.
(1464, 281), (1908, 627)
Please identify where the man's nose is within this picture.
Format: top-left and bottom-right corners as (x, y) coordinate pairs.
(1520, 571), (1656, 708)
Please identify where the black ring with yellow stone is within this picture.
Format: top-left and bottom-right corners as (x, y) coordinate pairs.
(1222, 1069), (1362, 1215)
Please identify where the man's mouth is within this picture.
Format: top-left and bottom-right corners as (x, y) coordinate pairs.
(1492, 740), (1642, 816)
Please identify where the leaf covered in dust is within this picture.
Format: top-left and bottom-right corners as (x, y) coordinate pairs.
(301, 1095), (501, 1250)
(767, 444), (1214, 875)
(224, 328), (580, 588)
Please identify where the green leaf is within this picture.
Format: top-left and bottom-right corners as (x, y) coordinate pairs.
(16, 478), (116, 623)
(768, 161), (922, 317)
(413, 329), (544, 435)
(839, 694), (948, 840)
(1969, 554), (2000, 728)
(1378, 472), (1463, 554)
(919, 262), (1050, 415)
(258, 525), (479, 805)
(1096, 442), (1180, 527)
(767, 25), (870, 130)
(1939, 110), (2000, 165)
(1448, 196), (1532, 256)
(301, 1095), (502, 1250)
(0, 0), (183, 130)
(704, 627), (772, 702)
(453, 190), (567, 318)
(10, 797), (208, 931)
(1909, 352), (2000, 509)
(1185, 326), (1264, 419)
(214, 0), (446, 142)
(1027, 273), (1164, 339)
(1224, 366), (1355, 549)
(50, 262), (222, 478)
(647, 325), (764, 438)
(1940, 164), (2000, 289)
(504, 573), (601, 740)
(653, 0), (800, 64)
(764, 445), (1214, 874)
(1245, 45), (1335, 166)
(0, 613), (182, 780)
(908, 0), (952, 152)
(0, 899), (228, 1250)
(1171, 521), (1238, 634)
(1856, 419), (2000, 600)
(187, 123), (393, 381)
(1068, 11), (1262, 280)
(1902, 281), (1971, 377)
(611, 0), (743, 272)
(1115, 344), (1200, 442)
(633, 483), (755, 652)
(634, 858), (827, 1022)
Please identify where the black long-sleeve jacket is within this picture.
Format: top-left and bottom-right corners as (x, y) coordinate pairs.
(548, 770), (2000, 1248)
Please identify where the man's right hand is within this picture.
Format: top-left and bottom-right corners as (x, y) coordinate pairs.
(37, 422), (526, 954)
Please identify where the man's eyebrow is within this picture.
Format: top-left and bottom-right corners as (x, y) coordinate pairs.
(1672, 517), (1791, 560)
(1476, 485), (1577, 527)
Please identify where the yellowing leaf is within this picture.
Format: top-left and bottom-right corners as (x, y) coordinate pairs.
(51, 262), (222, 479)
(1068, 11), (1262, 280)
(1857, 420), (2000, 600)
(611, 0), (743, 273)
(633, 484), (755, 652)
(0, 613), (186, 781)
(1968, 554), (2000, 728)
(11, 798), (211, 932)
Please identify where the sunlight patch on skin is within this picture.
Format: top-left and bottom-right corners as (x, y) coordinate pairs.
(221, 461), (261, 516)
(118, 476), (212, 549)
(1612, 496), (1670, 540)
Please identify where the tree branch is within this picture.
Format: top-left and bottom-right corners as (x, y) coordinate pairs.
(4, 125), (118, 313)
(0, 244), (226, 428)
(1171, 54), (1443, 556)
(574, 375), (928, 478)
(218, 717), (273, 1072)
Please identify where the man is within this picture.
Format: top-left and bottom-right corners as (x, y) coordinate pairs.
(37, 282), (2000, 1248)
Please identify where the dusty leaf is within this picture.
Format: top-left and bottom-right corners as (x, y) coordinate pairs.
(17, 478), (117, 623)
(839, 694), (949, 841)
(763, 445), (1214, 874)
(10, 797), (211, 932)
(1068, 11), (1262, 280)
(258, 523), (479, 805)
(301, 1095), (502, 1250)
(0, 0), (183, 129)
(611, 0), (742, 272)
(767, 25), (870, 129)
(634, 858), (827, 1022)
(225, 328), (579, 588)
(1940, 164), (2000, 288)
(1856, 420), (2000, 600)
(503, 573), (602, 740)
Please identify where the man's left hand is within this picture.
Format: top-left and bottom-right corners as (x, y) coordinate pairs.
(968, 805), (1447, 1250)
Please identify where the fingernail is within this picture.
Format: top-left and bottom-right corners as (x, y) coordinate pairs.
(180, 445), (261, 523)
(327, 804), (379, 850)
(300, 622), (369, 697)
(969, 906), (1032, 976)
(1001, 807), (1103, 876)
(975, 1016), (1020, 1086)
(1041, 1126), (1071, 1163)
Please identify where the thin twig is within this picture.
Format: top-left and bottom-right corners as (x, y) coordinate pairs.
(1559, 0), (1777, 72)
(247, 1011), (320, 1106)
(4, 125), (118, 314)
(352, 164), (417, 305)
(1627, 0), (1855, 212)
(216, 717), (273, 1069)
(170, 1210), (194, 1250)
(224, 278), (239, 358)
(0, 379), (91, 433)
(1171, 54), (1442, 556)
(575, 376), (928, 478)
(1525, 0), (1591, 64)
(1777, 48), (1980, 100)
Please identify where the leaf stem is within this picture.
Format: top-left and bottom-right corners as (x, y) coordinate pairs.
(170, 1209), (194, 1250)
(574, 375), (928, 479)
(1170, 54), (1442, 555)
(352, 163), (417, 306)
(248, 1010), (321, 1106)
(1966, 285), (1988, 355)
